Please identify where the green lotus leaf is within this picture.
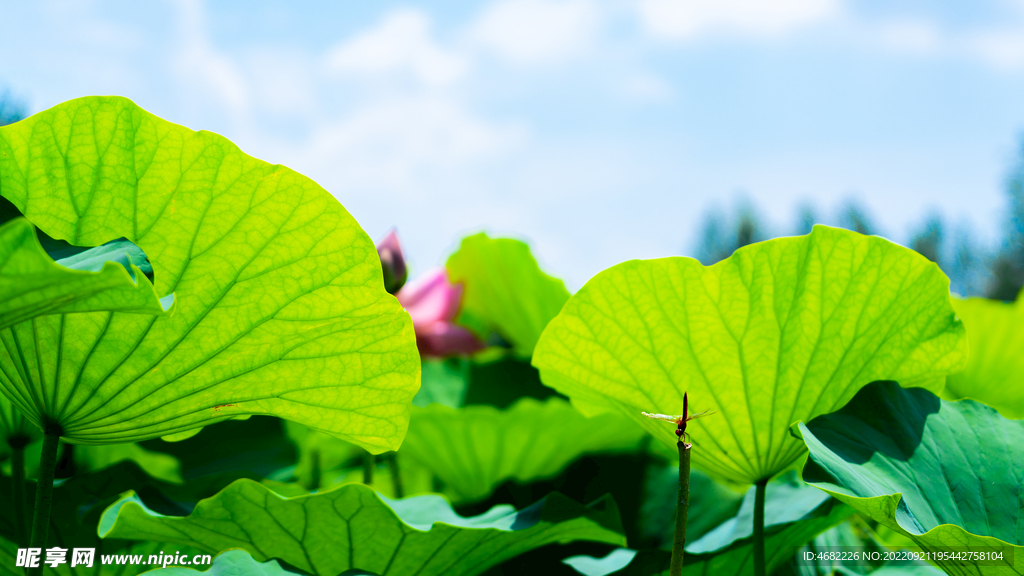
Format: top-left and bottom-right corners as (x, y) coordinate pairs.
(532, 225), (967, 484)
(413, 358), (469, 408)
(790, 520), (887, 576)
(75, 442), (184, 484)
(414, 354), (563, 411)
(401, 397), (648, 502)
(793, 381), (1024, 575)
(0, 96), (418, 451)
(564, 477), (851, 576)
(638, 465), (744, 550)
(446, 232), (570, 357)
(139, 550), (300, 576)
(462, 355), (561, 409)
(944, 292), (1024, 419)
(2, 438), (182, 484)
(0, 218), (171, 330)
(0, 461), (212, 576)
(836, 566), (946, 576)
(563, 548), (640, 575)
(686, 471), (849, 555)
(99, 480), (626, 576)
(2, 229), (168, 451)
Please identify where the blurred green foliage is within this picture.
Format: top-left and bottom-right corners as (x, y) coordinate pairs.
(0, 89), (25, 127)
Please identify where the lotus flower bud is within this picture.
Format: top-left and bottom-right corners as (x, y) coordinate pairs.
(376, 229), (407, 295)
(397, 268), (485, 357)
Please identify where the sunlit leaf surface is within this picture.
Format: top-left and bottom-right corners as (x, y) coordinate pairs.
(944, 292), (1024, 419)
(0, 96), (418, 450)
(447, 232), (570, 357)
(533, 226), (967, 484)
(0, 218), (169, 330)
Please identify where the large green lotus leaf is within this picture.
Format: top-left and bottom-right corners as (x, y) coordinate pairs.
(0, 96), (418, 450)
(0, 461), (214, 576)
(99, 480), (626, 576)
(793, 381), (1024, 575)
(532, 225), (967, 484)
(139, 550), (305, 576)
(446, 232), (570, 357)
(2, 229), (167, 451)
(0, 218), (170, 330)
(944, 292), (1024, 419)
(401, 397), (648, 502)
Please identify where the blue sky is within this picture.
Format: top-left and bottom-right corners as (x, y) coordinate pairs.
(3, 0), (1024, 289)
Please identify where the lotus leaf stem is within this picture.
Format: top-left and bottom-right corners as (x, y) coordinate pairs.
(753, 477), (768, 576)
(389, 452), (404, 498)
(363, 451), (375, 485)
(29, 425), (61, 576)
(9, 437), (28, 547)
(669, 440), (691, 576)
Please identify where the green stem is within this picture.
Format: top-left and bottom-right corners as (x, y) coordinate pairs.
(753, 477), (769, 576)
(307, 448), (321, 491)
(9, 437), (28, 547)
(363, 452), (375, 485)
(388, 452), (404, 499)
(669, 441), (691, 576)
(29, 425), (61, 576)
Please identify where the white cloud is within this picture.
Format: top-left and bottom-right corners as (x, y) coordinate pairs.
(293, 97), (525, 189)
(244, 50), (318, 118)
(868, 17), (1024, 72)
(324, 9), (467, 86)
(966, 29), (1024, 70)
(467, 0), (600, 65)
(877, 20), (941, 54)
(638, 0), (839, 41)
(621, 72), (674, 102)
(171, 0), (250, 126)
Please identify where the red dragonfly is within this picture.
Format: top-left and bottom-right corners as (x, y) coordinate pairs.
(642, 392), (716, 443)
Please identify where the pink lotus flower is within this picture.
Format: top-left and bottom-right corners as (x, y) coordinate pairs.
(376, 229), (407, 295)
(396, 268), (485, 358)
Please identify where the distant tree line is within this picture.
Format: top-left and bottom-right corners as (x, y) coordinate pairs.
(691, 139), (1024, 301)
(0, 88), (27, 127)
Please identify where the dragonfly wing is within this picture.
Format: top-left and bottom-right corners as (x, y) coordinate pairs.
(686, 409), (718, 421)
(642, 412), (681, 423)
